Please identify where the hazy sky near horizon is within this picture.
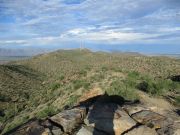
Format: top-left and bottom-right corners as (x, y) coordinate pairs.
(0, 0), (180, 53)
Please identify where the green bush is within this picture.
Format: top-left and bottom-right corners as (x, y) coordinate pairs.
(0, 94), (11, 102)
(128, 71), (140, 79)
(78, 70), (87, 76)
(137, 78), (179, 96)
(136, 81), (148, 92)
(59, 75), (65, 80)
(67, 95), (79, 107)
(73, 80), (90, 89)
(90, 73), (105, 82)
(175, 96), (180, 106)
(111, 67), (122, 72)
(102, 66), (108, 72)
(2, 114), (30, 134)
(36, 106), (57, 119)
(50, 83), (61, 90)
(106, 80), (138, 100)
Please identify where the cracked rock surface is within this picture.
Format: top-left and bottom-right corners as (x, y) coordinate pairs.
(4, 94), (180, 135)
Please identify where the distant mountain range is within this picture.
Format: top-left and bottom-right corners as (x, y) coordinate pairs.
(0, 47), (179, 58)
(0, 48), (51, 56)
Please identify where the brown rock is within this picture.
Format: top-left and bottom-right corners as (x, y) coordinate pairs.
(157, 121), (180, 135)
(124, 125), (158, 135)
(42, 128), (52, 135)
(79, 87), (104, 103)
(84, 103), (137, 135)
(6, 119), (45, 135)
(123, 105), (149, 116)
(50, 107), (86, 133)
(50, 125), (63, 135)
(131, 110), (166, 129)
(76, 126), (107, 135)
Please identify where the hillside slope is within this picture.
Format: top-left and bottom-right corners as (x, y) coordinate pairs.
(0, 49), (180, 134)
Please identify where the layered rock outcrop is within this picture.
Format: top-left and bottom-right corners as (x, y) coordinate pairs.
(4, 93), (180, 135)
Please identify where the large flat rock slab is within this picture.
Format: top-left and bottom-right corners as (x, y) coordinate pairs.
(50, 107), (86, 133)
(124, 125), (158, 135)
(84, 103), (137, 135)
(123, 105), (149, 116)
(131, 110), (167, 129)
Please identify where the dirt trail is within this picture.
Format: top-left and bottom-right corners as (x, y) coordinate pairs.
(137, 91), (175, 114)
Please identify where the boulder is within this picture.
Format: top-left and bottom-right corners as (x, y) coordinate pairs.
(174, 129), (180, 135)
(49, 107), (86, 133)
(42, 128), (52, 135)
(6, 119), (45, 135)
(78, 87), (104, 106)
(76, 126), (107, 135)
(131, 110), (167, 129)
(79, 87), (104, 102)
(124, 125), (158, 135)
(51, 125), (63, 135)
(123, 105), (149, 116)
(76, 126), (92, 135)
(157, 121), (180, 135)
(84, 103), (137, 135)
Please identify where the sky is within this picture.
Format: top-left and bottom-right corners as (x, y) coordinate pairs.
(0, 0), (180, 54)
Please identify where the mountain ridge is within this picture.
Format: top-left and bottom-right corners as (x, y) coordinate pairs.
(0, 49), (179, 134)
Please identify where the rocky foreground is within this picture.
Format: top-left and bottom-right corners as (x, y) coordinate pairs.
(3, 90), (180, 135)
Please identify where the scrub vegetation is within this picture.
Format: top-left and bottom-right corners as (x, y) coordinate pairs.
(0, 49), (180, 134)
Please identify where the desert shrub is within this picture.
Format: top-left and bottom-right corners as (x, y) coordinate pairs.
(101, 66), (108, 72)
(136, 79), (163, 95)
(128, 71), (140, 79)
(136, 81), (148, 92)
(90, 73), (105, 82)
(50, 83), (61, 91)
(4, 109), (15, 121)
(85, 65), (91, 71)
(2, 114), (29, 134)
(137, 78), (179, 96)
(83, 82), (91, 89)
(123, 79), (137, 88)
(36, 105), (57, 119)
(78, 70), (87, 76)
(148, 82), (164, 95)
(73, 80), (90, 89)
(59, 75), (65, 80)
(111, 67), (122, 72)
(67, 95), (79, 107)
(0, 116), (4, 122)
(0, 94), (11, 102)
(175, 96), (180, 106)
(106, 80), (138, 100)
(22, 115), (30, 122)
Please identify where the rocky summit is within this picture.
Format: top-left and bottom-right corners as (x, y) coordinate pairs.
(4, 93), (180, 135)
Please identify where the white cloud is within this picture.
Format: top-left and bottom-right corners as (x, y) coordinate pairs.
(157, 27), (180, 32)
(0, 40), (27, 44)
(60, 27), (163, 43)
(0, 0), (180, 47)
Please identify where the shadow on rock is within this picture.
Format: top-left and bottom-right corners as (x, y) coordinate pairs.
(175, 109), (180, 116)
(77, 93), (138, 135)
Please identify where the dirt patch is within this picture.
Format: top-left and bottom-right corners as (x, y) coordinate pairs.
(137, 91), (175, 115)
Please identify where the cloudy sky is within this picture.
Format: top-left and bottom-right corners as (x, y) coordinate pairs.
(0, 0), (180, 53)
